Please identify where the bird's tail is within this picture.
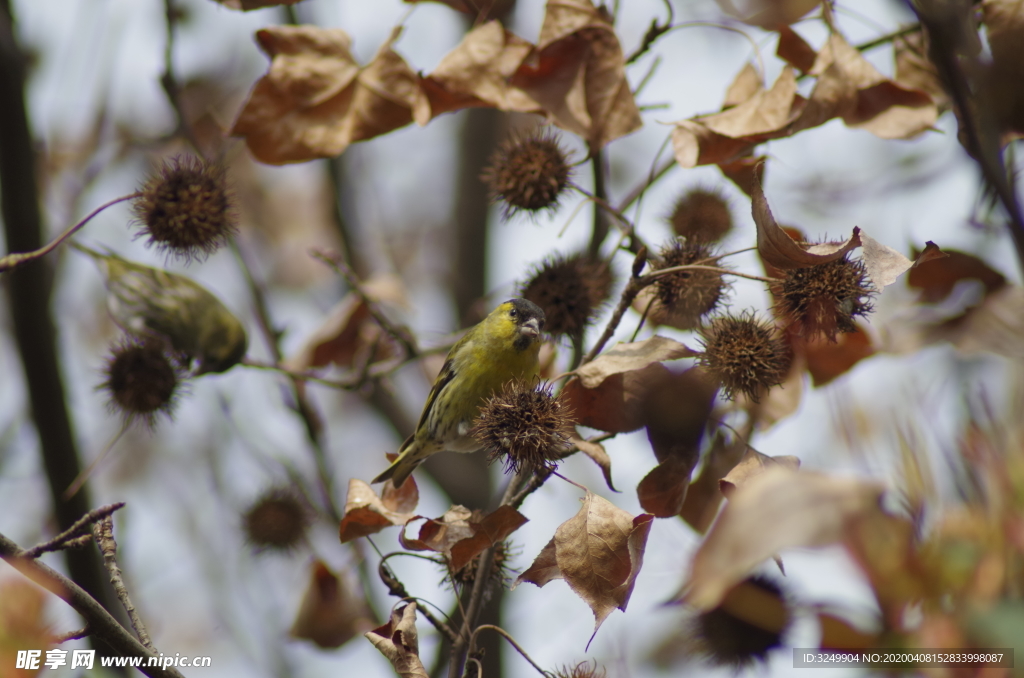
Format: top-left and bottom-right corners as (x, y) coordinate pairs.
(372, 435), (424, 487)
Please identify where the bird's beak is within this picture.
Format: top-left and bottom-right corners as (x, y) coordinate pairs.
(520, 318), (541, 338)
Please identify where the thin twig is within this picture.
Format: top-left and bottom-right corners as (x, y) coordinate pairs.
(52, 626), (91, 643)
(0, 532), (183, 678)
(580, 275), (650, 365)
(310, 249), (419, 357)
(647, 263), (776, 284)
(92, 516), (154, 651)
(469, 625), (554, 678)
(587, 150), (611, 259)
(0, 194), (139, 273)
(573, 183), (650, 253)
(856, 23), (922, 53)
(23, 502), (125, 559)
(616, 154), (676, 215)
(378, 557), (459, 643)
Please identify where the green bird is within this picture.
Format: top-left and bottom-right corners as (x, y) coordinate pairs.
(373, 298), (545, 487)
(72, 242), (248, 375)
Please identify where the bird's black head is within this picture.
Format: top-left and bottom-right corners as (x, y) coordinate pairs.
(505, 298), (545, 351)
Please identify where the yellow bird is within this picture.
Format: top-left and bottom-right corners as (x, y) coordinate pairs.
(373, 298), (545, 486)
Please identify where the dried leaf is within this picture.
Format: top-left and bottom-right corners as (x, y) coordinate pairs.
(941, 285), (1024, 361)
(562, 362), (665, 433)
(776, 26), (817, 73)
(575, 336), (696, 388)
(718, 154), (764, 196)
(642, 367), (717, 464)
(718, 448), (800, 498)
(859, 232), (918, 289)
(752, 172), (862, 270)
(515, 492), (652, 646)
(793, 33), (937, 140)
(284, 274), (407, 371)
(715, 0), (821, 28)
(399, 505), (475, 553)
(570, 433), (617, 492)
(745, 348), (804, 428)
(907, 249), (1006, 304)
(510, 0), (642, 150)
(722, 62), (763, 108)
(803, 324), (875, 387)
(365, 603), (428, 678)
(894, 31), (949, 111)
(983, 0), (1024, 136)
(233, 26), (421, 164)
(637, 456), (693, 517)
(291, 560), (375, 648)
(449, 506), (528, 572)
(679, 433), (748, 534)
(703, 67), (801, 139)
(818, 612), (880, 650)
(684, 468), (884, 610)
(415, 21), (539, 124)
(339, 478), (419, 543)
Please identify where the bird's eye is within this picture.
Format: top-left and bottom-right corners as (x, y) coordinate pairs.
(509, 307), (518, 318)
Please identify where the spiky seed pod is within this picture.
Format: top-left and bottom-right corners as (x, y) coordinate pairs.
(101, 339), (181, 427)
(519, 253), (613, 339)
(669, 187), (733, 243)
(481, 129), (572, 218)
(470, 380), (574, 475)
(133, 156), (235, 261)
(683, 575), (791, 668)
(242, 488), (311, 553)
(446, 541), (515, 597)
(555, 661), (606, 678)
(642, 239), (728, 330)
(698, 313), (788, 402)
(771, 255), (874, 342)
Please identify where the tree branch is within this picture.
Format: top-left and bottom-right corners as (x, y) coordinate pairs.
(92, 516), (154, 651)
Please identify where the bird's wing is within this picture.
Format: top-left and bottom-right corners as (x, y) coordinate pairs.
(415, 355), (457, 434)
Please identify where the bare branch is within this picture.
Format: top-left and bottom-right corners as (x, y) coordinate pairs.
(92, 516), (154, 651)
(23, 502), (125, 558)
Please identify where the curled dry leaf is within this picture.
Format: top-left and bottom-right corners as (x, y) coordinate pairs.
(233, 26), (421, 164)
(718, 448), (800, 498)
(514, 492), (653, 646)
(752, 173), (862, 270)
(858, 232), (916, 290)
(570, 432), (618, 492)
(339, 478), (418, 543)
(715, 0), (821, 28)
(562, 362), (665, 433)
(365, 603), (428, 678)
(936, 285), (1024, 361)
(284, 274), (407, 372)
(415, 21), (539, 125)
(448, 505), (528, 572)
(575, 335), (696, 389)
(776, 26), (817, 74)
(793, 33), (937, 140)
(684, 467), (884, 611)
(894, 31), (949, 111)
(510, 0), (642, 150)
(400, 505), (475, 553)
(679, 433), (749, 534)
(723, 62), (762, 108)
(291, 560), (375, 648)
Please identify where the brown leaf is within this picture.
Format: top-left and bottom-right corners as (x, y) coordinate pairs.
(214, 0), (302, 9)
(718, 448), (800, 498)
(894, 31), (949, 111)
(515, 492), (653, 645)
(715, 0), (821, 28)
(722, 62), (762, 108)
(575, 335), (696, 388)
(983, 0), (1024, 137)
(704, 67), (801, 138)
(679, 433), (748, 534)
(907, 249), (1006, 304)
(776, 26), (817, 74)
(793, 33), (937, 140)
(449, 506), (528, 572)
(510, 0), (641, 150)
(570, 433), (617, 492)
(684, 468), (884, 610)
(284, 274), (406, 371)
(818, 612), (880, 650)
(339, 479), (418, 543)
(291, 560), (375, 648)
(637, 456), (693, 517)
(940, 284), (1024, 361)
(399, 505), (475, 553)
(562, 362), (665, 433)
(415, 21), (539, 124)
(745, 347), (804, 428)
(233, 26), (421, 164)
(752, 171), (862, 270)
(718, 154), (764, 196)
(642, 367), (717, 464)
(365, 603), (428, 678)
(672, 119), (759, 169)
(802, 324), (875, 387)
